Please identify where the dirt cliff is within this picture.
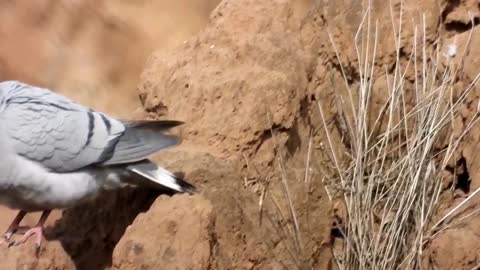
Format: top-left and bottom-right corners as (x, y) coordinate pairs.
(0, 0), (479, 269)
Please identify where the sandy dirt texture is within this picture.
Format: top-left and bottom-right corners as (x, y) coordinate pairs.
(0, 0), (479, 269)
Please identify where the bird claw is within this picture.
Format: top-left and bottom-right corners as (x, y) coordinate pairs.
(0, 233), (12, 246)
(0, 225), (33, 247)
(11, 226), (43, 248)
(1, 210), (50, 248)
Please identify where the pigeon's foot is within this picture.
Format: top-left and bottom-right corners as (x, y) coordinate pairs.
(0, 210), (27, 246)
(12, 226), (44, 248)
(11, 210), (51, 248)
(0, 232), (13, 246)
(0, 226), (30, 244)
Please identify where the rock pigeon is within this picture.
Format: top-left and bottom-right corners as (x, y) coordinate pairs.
(0, 81), (195, 247)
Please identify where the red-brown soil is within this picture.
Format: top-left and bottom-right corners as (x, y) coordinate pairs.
(0, 0), (479, 269)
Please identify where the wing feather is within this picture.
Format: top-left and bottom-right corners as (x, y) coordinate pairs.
(0, 82), (124, 172)
(0, 81), (182, 172)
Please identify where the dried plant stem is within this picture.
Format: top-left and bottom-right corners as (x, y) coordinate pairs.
(319, 1), (480, 269)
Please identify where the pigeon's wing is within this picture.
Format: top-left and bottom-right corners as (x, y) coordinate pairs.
(0, 82), (126, 172)
(0, 81), (183, 172)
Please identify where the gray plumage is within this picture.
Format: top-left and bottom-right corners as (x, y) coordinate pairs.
(0, 81), (194, 212)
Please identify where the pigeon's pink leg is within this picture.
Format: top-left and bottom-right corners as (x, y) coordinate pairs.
(0, 210), (27, 244)
(13, 210), (51, 247)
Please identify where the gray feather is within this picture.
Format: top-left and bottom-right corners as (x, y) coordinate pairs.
(0, 81), (125, 172)
(100, 120), (183, 165)
(0, 81), (195, 213)
(0, 81), (185, 184)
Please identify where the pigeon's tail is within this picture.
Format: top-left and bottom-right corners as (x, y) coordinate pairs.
(125, 160), (196, 194)
(101, 120), (184, 166)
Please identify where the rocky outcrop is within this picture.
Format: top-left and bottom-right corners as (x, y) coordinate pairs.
(0, 241), (74, 270)
(138, 0), (310, 166)
(0, 0), (479, 269)
(112, 195), (214, 270)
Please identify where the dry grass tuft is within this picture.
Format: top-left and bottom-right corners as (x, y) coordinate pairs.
(256, 2), (480, 269)
(317, 3), (480, 270)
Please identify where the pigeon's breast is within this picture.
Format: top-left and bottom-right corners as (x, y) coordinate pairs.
(0, 154), (103, 211)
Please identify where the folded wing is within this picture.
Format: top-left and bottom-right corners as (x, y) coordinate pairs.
(0, 82), (182, 173)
